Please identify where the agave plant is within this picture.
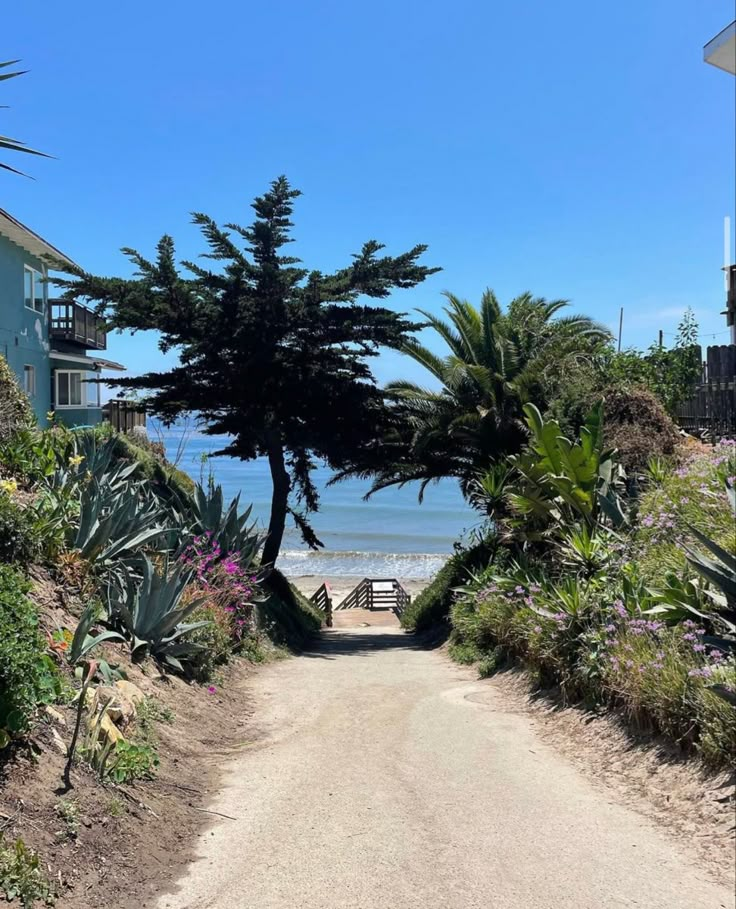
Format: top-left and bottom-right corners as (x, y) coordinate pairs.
(72, 478), (167, 569)
(169, 481), (263, 567)
(68, 435), (139, 487)
(108, 556), (208, 671)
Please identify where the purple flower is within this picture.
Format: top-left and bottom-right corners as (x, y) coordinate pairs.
(693, 643), (706, 653)
(642, 515), (654, 528)
(207, 685), (217, 694)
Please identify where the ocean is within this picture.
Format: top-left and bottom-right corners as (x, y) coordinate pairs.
(155, 424), (476, 580)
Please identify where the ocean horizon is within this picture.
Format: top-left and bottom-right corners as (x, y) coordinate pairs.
(155, 423), (477, 580)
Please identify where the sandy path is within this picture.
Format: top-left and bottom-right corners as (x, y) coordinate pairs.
(158, 620), (735, 909)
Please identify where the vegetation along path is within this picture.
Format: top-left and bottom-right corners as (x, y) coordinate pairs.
(159, 614), (734, 909)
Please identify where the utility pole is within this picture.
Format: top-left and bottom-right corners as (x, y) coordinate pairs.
(658, 329), (663, 349)
(617, 307), (624, 353)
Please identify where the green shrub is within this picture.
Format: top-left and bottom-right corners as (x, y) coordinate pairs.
(602, 622), (736, 767)
(258, 569), (322, 650)
(0, 355), (34, 444)
(101, 428), (194, 496)
(0, 492), (38, 565)
(106, 741), (159, 784)
(0, 836), (55, 907)
(401, 538), (497, 633)
(634, 440), (736, 584)
(449, 565), (736, 768)
(0, 566), (59, 741)
(0, 427), (62, 484)
(184, 603), (234, 682)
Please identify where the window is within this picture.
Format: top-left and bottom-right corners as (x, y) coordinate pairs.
(87, 377), (100, 407)
(23, 266), (45, 313)
(23, 365), (36, 397)
(55, 370), (101, 408)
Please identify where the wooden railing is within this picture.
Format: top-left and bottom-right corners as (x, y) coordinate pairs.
(310, 582), (333, 613)
(335, 578), (412, 616)
(50, 300), (107, 350)
(102, 399), (146, 432)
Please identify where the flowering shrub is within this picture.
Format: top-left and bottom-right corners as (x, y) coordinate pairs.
(450, 577), (736, 767)
(634, 439), (736, 581)
(177, 533), (261, 680)
(179, 533), (259, 645)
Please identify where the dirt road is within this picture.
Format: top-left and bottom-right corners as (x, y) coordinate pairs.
(158, 615), (734, 909)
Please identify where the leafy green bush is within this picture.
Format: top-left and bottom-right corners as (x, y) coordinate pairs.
(258, 568), (322, 650)
(183, 602), (234, 682)
(400, 538), (496, 632)
(0, 428), (59, 484)
(106, 740), (159, 784)
(634, 441), (736, 583)
(0, 565), (59, 743)
(0, 836), (56, 907)
(93, 426), (194, 496)
(0, 492), (38, 565)
(0, 355), (34, 444)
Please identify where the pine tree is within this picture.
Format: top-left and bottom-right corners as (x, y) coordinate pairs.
(57, 177), (439, 566)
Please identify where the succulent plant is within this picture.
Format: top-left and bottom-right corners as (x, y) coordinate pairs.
(109, 555), (208, 672)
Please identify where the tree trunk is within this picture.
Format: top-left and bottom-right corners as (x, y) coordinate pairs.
(261, 440), (291, 570)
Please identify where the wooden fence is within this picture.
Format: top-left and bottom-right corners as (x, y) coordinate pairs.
(675, 344), (736, 438)
(102, 399), (146, 433)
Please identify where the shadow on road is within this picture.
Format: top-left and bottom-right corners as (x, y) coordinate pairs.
(301, 627), (422, 659)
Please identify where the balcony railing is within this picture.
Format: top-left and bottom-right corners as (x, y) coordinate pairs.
(50, 300), (107, 350)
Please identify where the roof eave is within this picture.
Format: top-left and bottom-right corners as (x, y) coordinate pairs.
(0, 207), (78, 271)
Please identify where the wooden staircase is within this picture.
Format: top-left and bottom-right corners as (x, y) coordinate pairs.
(309, 577), (411, 618)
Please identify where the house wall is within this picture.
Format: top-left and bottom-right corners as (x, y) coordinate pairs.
(0, 234), (51, 423)
(50, 353), (103, 427)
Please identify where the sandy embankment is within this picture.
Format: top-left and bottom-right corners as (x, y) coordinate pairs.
(289, 574), (428, 606)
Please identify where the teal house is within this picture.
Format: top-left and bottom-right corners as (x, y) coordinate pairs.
(0, 208), (124, 427)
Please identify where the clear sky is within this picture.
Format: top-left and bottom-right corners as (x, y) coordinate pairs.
(2, 1), (735, 390)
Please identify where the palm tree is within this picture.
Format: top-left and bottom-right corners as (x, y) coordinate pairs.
(345, 289), (610, 500)
(1, 60), (49, 175)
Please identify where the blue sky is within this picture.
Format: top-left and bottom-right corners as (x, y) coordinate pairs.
(3, 0), (734, 391)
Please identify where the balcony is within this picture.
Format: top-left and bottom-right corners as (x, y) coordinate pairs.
(50, 300), (107, 350)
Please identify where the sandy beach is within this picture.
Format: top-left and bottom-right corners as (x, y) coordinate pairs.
(290, 575), (429, 607)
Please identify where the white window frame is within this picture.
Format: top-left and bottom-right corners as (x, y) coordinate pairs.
(55, 369), (103, 409)
(23, 365), (36, 397)
(24, 265), (45, 314)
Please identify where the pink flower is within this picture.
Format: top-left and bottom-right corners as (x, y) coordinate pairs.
(207, 685), (217, 694)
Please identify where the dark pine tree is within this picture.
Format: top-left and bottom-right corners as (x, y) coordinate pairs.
(57, 177), (440, 567)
